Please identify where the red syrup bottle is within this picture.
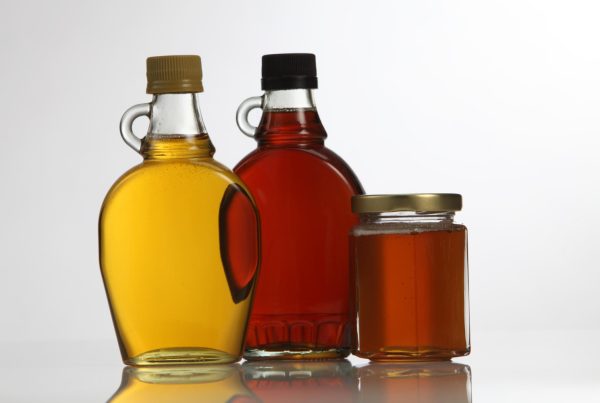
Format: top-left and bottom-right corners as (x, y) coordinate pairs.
(235, 54), (364, 360)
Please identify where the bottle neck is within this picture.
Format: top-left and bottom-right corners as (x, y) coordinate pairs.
(263, 88), (317, 111)
(256, 89), (327, 147)
(142, 93), (214, 160)
(148, 93), (207, 136)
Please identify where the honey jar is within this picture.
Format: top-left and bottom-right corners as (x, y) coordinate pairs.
(351, 194), (470, 361)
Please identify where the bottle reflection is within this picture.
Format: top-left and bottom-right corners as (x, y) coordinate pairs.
(108, 361), (472, 402)
(357, 362), (472, 403)
(108, 365), (258, 403)
(242, 360), (356, 402)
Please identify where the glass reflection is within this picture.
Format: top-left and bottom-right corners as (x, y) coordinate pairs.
(108, 365), (258, 403)
(242, 360), (356, 402)
(107, 361), (472, 402)
(357, 362), (471, 403)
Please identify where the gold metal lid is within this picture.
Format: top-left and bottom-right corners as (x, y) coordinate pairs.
(146, 55), (204, 94)
(352, 193), (462, 213)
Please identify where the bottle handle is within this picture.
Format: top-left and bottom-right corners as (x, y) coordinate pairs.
(236, 96), (263, 138)
(119, 103), (151, 153)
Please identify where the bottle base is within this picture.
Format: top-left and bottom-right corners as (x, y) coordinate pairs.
(124, 347), (240, 366)
(353, 347), (470, 362)
(244, 347), (350, 361)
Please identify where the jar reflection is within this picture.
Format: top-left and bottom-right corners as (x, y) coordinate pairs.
(242, 360), (356, 402)
(357, 362), (471, 403)
(108, 361), (472, 402)
(108, 365), (258, 403)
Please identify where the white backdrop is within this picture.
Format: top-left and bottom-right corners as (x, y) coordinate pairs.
(0, 0), (598, 350)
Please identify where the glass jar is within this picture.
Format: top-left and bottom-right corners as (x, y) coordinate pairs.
(350, 194), (470, 361)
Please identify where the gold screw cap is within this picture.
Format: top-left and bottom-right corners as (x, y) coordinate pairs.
(352, 193), (463, 213)
(146, 55), (204, 94)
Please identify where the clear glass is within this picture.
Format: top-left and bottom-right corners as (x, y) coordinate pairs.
(235, 88), (364, 360)
(148, 93), (207, 136)
(100, 93), (260, 365)
(263, 88), (316, 110)
(351, 211), (470, 361)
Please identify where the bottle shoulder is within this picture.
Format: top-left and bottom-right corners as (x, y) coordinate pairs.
(235, 146), (363, 194)
(101, 159), (247, 211)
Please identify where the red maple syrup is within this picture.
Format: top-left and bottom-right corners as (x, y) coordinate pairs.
(235, 54), (363, 359)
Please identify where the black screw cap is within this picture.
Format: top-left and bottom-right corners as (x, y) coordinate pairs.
(261, 53), (318, 90)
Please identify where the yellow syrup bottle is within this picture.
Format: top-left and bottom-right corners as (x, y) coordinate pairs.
(99, 55), (260, 366)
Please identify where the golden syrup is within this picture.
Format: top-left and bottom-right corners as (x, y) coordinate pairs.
(100, 135), (259, 365)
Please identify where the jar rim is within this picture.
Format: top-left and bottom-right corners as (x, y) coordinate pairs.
(351, 193), (462, 213)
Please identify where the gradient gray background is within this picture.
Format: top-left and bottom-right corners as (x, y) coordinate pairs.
(0, 0), (598, 401)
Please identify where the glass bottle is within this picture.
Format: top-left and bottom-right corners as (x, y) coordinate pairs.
(235, 53), (364, 360)
(99, 55), (260, 366)
(351, 194), (470, 361)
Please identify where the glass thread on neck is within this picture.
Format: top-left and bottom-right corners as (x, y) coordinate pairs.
(360, 211), (456, 225)
(353, 211), (458, 237)
(142, 93), (214, 160)
(256, 89), (326, 147)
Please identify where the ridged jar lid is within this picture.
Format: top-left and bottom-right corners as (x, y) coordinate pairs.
(146, 55), (203, 94)
(352, 193), (463, 213)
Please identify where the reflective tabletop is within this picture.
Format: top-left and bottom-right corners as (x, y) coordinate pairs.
(1, 330), (598, 402)
(107, 360), (470, 402)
